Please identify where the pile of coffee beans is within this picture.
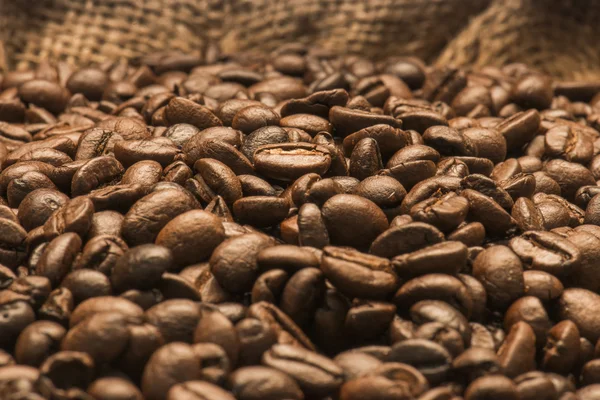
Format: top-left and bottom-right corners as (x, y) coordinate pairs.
(2, 45), (600, 399)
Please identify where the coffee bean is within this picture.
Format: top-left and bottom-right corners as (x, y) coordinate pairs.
(88, 376), (144, 400)
(262, 344), (344, 396)
(465, 375), (519, 400)
(509, 231), (581, 277)
(497, 321), (537, 378)
(394, 274), (473, 318)
(156, 210), (225, 267)
(473, 245), (524, 309)
(386, 339), (452, 384)
(320, 246), (399, 299)
(392, 241), (468, 278)
(227, 366), (304, 400)
(523, 270), (564, 301)
(210, 233), (275, 293)
(122, 188), (197, 245)
(254, 142), (332, 181)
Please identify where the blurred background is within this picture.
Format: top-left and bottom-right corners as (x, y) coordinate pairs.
(1, 0), (598, 80)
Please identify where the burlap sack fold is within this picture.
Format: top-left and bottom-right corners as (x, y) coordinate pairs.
(436, 0), (600, 80)
(1, 0), (600, 80)
(219, 0), (491, 62)
(0, 0), (223, 69)
(0, 0), (490, 70)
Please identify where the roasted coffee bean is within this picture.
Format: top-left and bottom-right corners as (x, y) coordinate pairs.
(392, 241), (468, 278)
(5, 47), (600, 398)
(497, 321), (537, 378)
(227, 366), (304, 400)
(473, 245), (524, 309)
(394, 274), (473, 318)
(262, 344), (344, 397)
(386, 339), (452, 384)
(254, 142), (331, 181)
(410, 192), (469, 232)
(509, 231), (581, 277)
(210, 233), (275, 293)
(88, 376), (144, 400)
(523, 270), (564, 301)
(320, 246), (399, 299)
(122, 188), (197, 245)
(464, 375), (519, 400)
(321, 194), (388, 249)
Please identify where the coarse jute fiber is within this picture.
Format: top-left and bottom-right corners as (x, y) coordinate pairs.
(1, 0), (599, 80)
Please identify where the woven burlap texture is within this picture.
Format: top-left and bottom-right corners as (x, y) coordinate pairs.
(1, 0), (600, 80)
(0, 0), (225, 69)
(437, 0), (600, 80)
(0, 0), (490, 70)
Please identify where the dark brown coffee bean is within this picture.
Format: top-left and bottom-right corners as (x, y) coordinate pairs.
(322, 194), (388, 249)
(227, 366), (304, 400)
(343, 124), (409, 160)
(523, 270), (563, 301)
(156, 210), (225, 267)
(262, 344), (344, 397)
(69, 296), (143, 327)
(348, 137), (382, 180)
(87, 376), (144, 400)
(145, 299), (200, 344)
(410, 192), (469, 232)
(230, 105), (279, 134)
(394, 274), (473, 318)
(461, 189), (518, 237)
(254, 142), (331, 181)
(43, 195), (95, 241)
(36, 232), (82, 288)
(18, 188), (69, 231)
(18, 80), (70, 114)
(423, 125), (477, 157)
(392, 241), (468, 278)
(511, 74), (553, 110)
(61, 310), (130, 365)
(320, 246), (399, 299)
(541, 320), (581, 375)
(461, 174), (514, 210)
(60, 269), (112, 304)
(512, 197), (545, 231)
(497, 321), (537, 378)
(330, 106), (402, 137)
(165, 97), (222, 129)
(233, 196), (290, 227)
(297, 203), (330, 248)
(122, 188), (197, 245)
(473, 245), (524, 309)
(504, 296), (551, 347)
(496, 109), (541, 151)
(210, 233), (274, 293)
(509, 231), (581, 278)
(386, 339), (452, 384)
(557, 288), (600, 343)
(167, 380), (235, 400)
(544, 159), (595, 201)
(464, 375), (519, 400)
(452, 347), (501, 383)
(111, 244), (172, 293)
(447, 222), (486, 246)
(141, 342), (201, 400)
(192, 158), (243, 206)
(248, 301), (315, 351)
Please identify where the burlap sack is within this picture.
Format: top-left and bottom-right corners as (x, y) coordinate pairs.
(437, 0), (600, 80)
(0, 0), (224, 70)
(0, 0), (490, 70)
(1, 0), (599, 80)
